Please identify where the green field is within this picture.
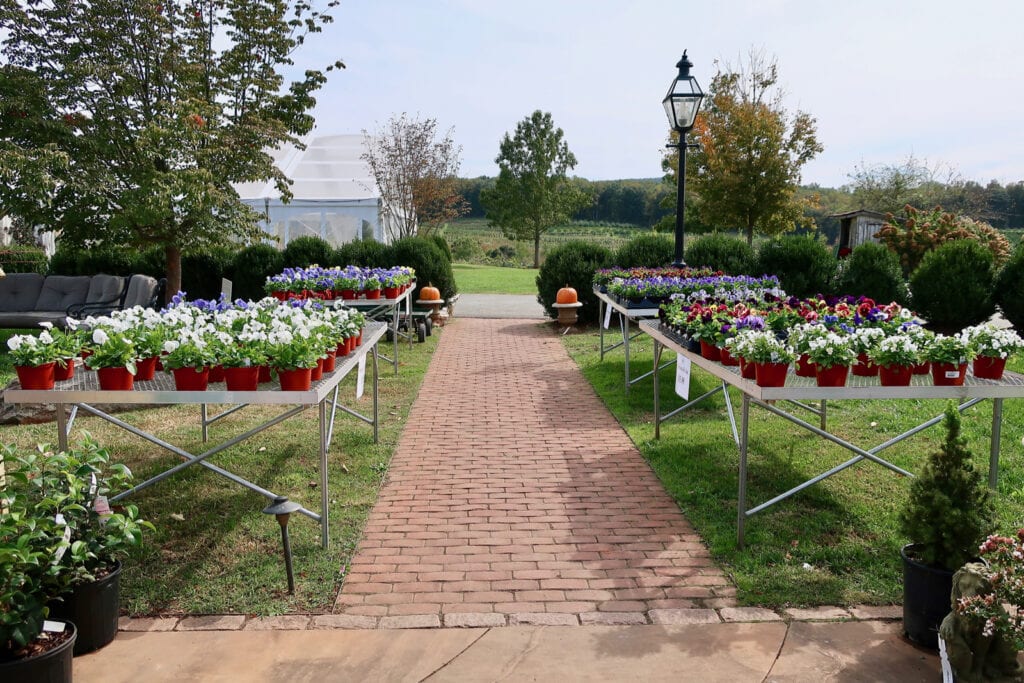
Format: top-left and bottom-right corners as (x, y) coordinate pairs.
(453, 263), (537, 295)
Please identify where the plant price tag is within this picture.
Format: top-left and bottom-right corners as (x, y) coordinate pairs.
(42, 620), (66, 633)
(53, 513), (71, 562)
(356, 354), (366, 399)
(945, 370), (960, 379)
(93, 495), (112, 524)
(675, 353), (691, 399)
(603, 302), (612, 329)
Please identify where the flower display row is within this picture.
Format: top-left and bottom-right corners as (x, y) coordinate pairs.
(662, 294), (1023, 388)
(604, 272), (782, 307)
(592, 266), (720, 290)
(7, 294), (367, 392)
(265, 265), (415, 301)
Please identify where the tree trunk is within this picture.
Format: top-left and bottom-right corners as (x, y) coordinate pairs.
(533, 231), (541, 269)
(746, 222), (755, 248)
(165, 244), (182, 304)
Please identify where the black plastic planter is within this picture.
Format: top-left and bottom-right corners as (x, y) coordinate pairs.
(51, 560), (122, 656)
(0, 622), (76, 683)
(901, 544), (954, 650)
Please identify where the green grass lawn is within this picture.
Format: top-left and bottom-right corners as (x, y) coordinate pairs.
(0, 329), (441, 616)
(453, 263), (538, 295)
(562, 326), (1024, 608)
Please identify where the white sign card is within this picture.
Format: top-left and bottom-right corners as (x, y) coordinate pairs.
(356, 354), (366, 399)
(675, 353), (691, 399)
(603, 302), (612, 329)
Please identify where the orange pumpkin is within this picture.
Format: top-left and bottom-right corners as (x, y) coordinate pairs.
(420, 283), (441, 301)
(556, 284), (578, 304)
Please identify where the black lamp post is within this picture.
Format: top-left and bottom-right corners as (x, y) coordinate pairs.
(663, 51), (704, 267)
(263, 495), (302, 594)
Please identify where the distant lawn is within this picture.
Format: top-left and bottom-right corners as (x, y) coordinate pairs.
(453, 263), (537, 295)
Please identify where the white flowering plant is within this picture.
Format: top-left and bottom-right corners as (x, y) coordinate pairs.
(963, 324), (1024, 360)
(848, 325), (887, 355)
(787, 322), (829, 356)
(6, 329), (62, 366)
(160, 328), (216, 370)
(83, 324), (137, 373)
(804, 330), (858, 369)
(923, 333), (977, 366)
(728, 330), (796, 365)
(868, 333), (921, 368)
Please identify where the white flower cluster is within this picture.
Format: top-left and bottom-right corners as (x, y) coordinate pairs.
(962, 324), (1024, 359)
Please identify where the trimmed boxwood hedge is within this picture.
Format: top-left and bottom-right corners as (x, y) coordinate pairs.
(995, 243), (1024, 333)
(911, 239), (995, 333)
(684, 233), (755, 275)
(756, 235), (837, 299)
(836, 242), (908, 306)
(536, 240), (613, 325)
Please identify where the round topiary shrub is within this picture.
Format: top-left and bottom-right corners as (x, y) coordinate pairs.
(333, 239), (396, 269)
(911, 239), (995, 333)
(429, 233), (452, 262)
(281, 235), (333, 268)
(391, 236), (457, 301)
(181, 246), (235, 300)
(614, 234), (674, 268)
(756, 235), (837, 299)
(536, 240), (613, 325)
(232, 244), (284, 301)
(684, 233), (755, 275)
(995, 243), (1024, 333)
(0, 244), (49, 275)
(836, 242), (908, 305)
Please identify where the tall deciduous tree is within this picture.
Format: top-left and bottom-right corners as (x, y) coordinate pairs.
(0, 0), (343, 299)
(482, 110), (587, 268)
(672, 51), (823, 246)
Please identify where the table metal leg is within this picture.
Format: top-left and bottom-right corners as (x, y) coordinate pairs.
(201, 404), (208, 443)
(390, 303), (400, 374)
(319, 398), (329, 548)
(653, 341), (662, 439)
(738, 395), (750, 549)
(621, 314), (631, 394)
(599, 300), (606, 360)
(991, 397), (1003, 490)
(372, 344), (380, 444)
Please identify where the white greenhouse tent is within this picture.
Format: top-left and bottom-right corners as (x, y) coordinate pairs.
(234, 134), (405, 247)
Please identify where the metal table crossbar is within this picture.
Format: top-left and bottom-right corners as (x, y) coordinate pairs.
(640, 319), (1024, 548)
(330, 288), (414, 375)
(595, 290), (675, 394)
(3, 322), (386, 548)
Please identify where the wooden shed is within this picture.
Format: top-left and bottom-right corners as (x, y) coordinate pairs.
(833, 210), (888, 257)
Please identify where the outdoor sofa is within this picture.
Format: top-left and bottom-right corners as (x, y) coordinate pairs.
(0, 272), (164, 329)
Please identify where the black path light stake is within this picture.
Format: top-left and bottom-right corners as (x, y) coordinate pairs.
(263, 495), (302, 594)
(662, 50), (705, 268)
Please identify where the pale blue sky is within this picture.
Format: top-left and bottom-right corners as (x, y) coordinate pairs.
(300, 0), (1024, 187)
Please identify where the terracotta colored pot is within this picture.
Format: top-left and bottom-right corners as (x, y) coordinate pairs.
(973, 355), (1007, 381)
(931, 362), (967, 386)
(322, 350), (337, 373)
(795, 354), (816, 377)
(383, 286), (401, 299)
(699, 340), (721, 361)
(364, 288), (381, 300)
(223, 366), (260, 391)
(277, 367), (312, 391)
(815, 364), (849, 387)
(754, 361), (788, 387)
(271, 291), (288, 301)
(878, 364), (913, 387)
(15, 362), (55, 390)
(310, 357), (324, 381)
(339, 289), (357, 300)
(739, 358), (757, 380)
(53, 358), (75, 382)
(851, 352), (878, 377)
(172, 366), (209, 391)
(96, 366), (134, 391)
(719, 346), (740, 366)
(135, 356), (158, 381)
(357, 330), (363, 346)
(337, 340), (350, 357)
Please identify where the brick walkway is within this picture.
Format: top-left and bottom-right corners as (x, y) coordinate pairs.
(335, 318), (735, 625)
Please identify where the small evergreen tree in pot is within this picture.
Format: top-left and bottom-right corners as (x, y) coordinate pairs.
(898, 404), (995, 649)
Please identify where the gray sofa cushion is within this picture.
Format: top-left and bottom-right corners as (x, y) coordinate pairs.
(122, 274), (158, 308)
(85, 274), (126, 304)
(0, 273), (45, 312)
(35, 275), (90, 312)
(0, 311), (71, 329)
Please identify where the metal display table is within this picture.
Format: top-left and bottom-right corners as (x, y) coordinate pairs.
(3, 322), (386, 548)
(330, 288), (414, 374)
(640, 319), (1024, 548)
(595, 290), (674, 393)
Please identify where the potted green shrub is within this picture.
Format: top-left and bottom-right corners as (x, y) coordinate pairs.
(7, 435), (153, 655)
(899, 404), (994, 650)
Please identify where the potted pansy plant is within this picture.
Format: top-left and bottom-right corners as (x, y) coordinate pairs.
(6, 329), (63, 389)
(161, 328), (216, 391)
(868, 333), (921, 386)
(962, 323), (1023, 381)
(923, 333), (976, 386)
(730, 329), (795, 387)
(82, 324), (138, 391)
(804, 330), (857, 387)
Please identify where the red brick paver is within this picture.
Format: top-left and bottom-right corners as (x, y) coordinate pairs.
(336, 318), (735, 622)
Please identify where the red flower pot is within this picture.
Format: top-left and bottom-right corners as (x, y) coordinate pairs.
(337, 340), (350, 357)
(271, 291), (288, 301)
(310, 357), (324, 381)
(719, 346), (740, 366)
(911, 361), (931, 375)
(851, 352), (878, 377)
(739, 357), (757, 380)
(208, 364), (225, 383)
(172, 366), (209, 391)
(223, 366), (260, 391)
(322, 350), (337, 373)
(135, 356), (158, 381)
(878, 364), (913, 387)
(339, 289), (357, 300)
(356, 330), (363, 346)
(815, 364), (849, 387)
(364, 288), (381, 300)
(277, 367), (312, 391)
(699, 340), (721, 361)
(931, 362), (967, 386)
(795, 354), (816, 377)
(96, 366), (134, 391)
(973, 355), (1007, 381)
(257, 365), (273, 383)
(383, 286), (401, 299)
(15, 362), (55, 390)
(754, 361), (789, 387)
(53, 358), (75, 382)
